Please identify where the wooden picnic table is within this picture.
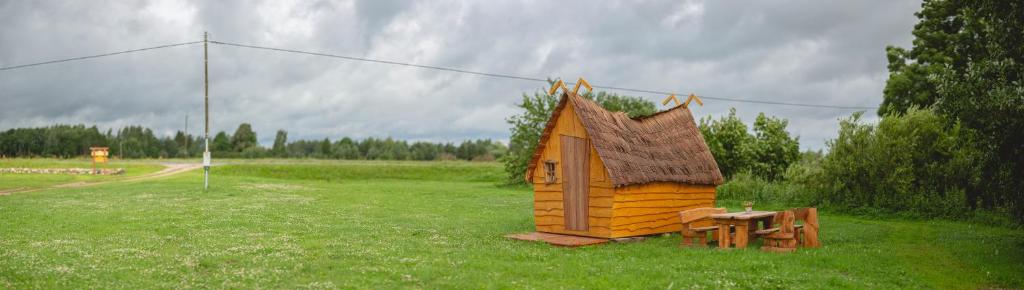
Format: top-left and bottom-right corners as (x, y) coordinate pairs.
(710, 211), (776, 249)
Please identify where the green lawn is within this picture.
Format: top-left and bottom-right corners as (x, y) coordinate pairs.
(0, 158), (165, 191)
(0, 160), (1021, 289)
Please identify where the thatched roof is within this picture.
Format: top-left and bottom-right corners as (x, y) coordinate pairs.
(526, 92), (724, 187)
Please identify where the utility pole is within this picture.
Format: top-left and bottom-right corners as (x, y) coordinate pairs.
(203, 31), (211, 190)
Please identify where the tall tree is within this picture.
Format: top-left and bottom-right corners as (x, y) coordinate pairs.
(881, 0), (1023, 117)
(173, 131), (189, 157)
(272, 130), (288, 157)
(699, 108), (753, 179)
(699, 109), (800, 181)
(212, 131), (232, 153)
(748, 113), (801, 181)
(878, 0), (1003, 115)
(317, 138), (332, 157)
(230, 123), (258, 152)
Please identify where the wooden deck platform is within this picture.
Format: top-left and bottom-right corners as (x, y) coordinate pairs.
(505, 232), (609, 247)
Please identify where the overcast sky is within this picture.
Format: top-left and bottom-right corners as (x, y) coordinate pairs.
(0, 0), (921, 150)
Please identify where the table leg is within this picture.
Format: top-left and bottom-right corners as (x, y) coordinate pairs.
(735, 223), (749, 248)
(718, 224), (730, 248)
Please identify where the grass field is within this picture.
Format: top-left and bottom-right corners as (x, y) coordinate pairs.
(0, 158), (165, 191)
(1, 160), (1021, 289)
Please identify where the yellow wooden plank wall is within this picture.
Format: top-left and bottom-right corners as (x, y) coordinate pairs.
(609, 182), (716, 238)
(532, 101), (615, 238)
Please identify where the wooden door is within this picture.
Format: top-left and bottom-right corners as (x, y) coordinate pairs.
(560, 135), (590, 231)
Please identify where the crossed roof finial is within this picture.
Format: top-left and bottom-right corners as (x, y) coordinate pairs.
(662, 94), (681, 107)
(572, 78), (592, 95)
(548, 79), (568, 95)
(662, 93), (705, 110)
(683, 93), (703, 109)
(549, 77), (593, 96)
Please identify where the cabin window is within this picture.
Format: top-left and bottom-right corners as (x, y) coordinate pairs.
(543, 160), (557, 184)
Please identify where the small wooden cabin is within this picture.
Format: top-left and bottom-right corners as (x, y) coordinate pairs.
(526, 91), (724, 238)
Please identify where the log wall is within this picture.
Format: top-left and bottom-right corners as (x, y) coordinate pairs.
(609, 182), (716, 238)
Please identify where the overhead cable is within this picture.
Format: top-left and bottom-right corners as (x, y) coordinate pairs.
(0, 41), (202, 71)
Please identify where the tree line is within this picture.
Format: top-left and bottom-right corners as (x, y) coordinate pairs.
(0, 123), (507, 161)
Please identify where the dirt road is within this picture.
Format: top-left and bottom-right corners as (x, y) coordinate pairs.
(0, 163), (202, 195)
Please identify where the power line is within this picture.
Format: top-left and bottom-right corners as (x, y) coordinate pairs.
(211, 40), (878, 110)
(210, 41), (549, 83)
(0, 41), (202, 71)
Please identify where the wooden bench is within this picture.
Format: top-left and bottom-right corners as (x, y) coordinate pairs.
(757, 210), (797, 252)
(679, 207), (726, 247)
(792, 207), (820, 247)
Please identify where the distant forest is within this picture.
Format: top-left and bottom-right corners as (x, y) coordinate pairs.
(0, 123), (507, 161)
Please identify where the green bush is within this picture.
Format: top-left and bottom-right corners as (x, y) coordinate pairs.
(699, 109), (800, 181)
(748, 113), (801, 181)
(816, 107), (974, 218)
(716, 155), (820, 206)
(699, 109), (752, 178)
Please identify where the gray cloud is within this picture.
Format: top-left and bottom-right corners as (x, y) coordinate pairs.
(0, 0), (920, 149)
